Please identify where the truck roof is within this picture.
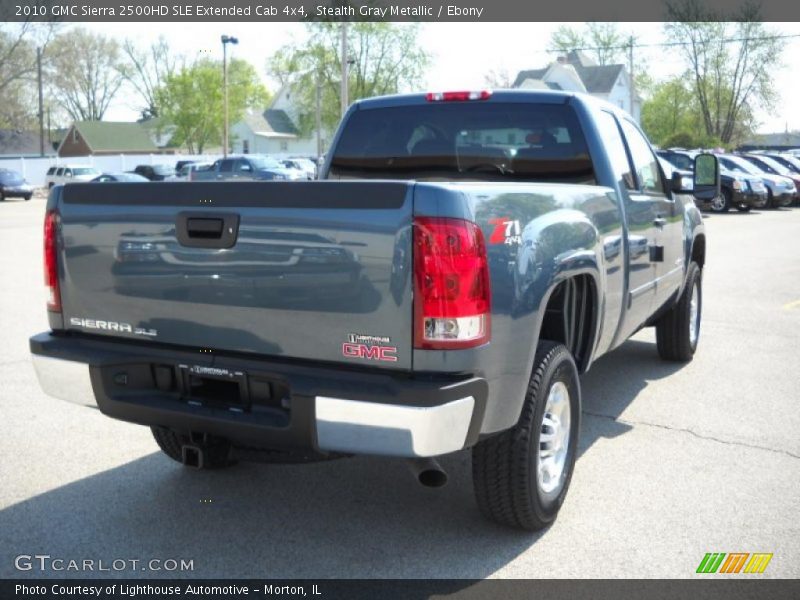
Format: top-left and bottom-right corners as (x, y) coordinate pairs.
(352, 89), (627, 118)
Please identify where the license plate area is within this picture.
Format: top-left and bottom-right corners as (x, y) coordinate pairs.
(181, 366), (248, 411)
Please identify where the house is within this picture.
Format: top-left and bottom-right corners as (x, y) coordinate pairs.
(738, 131), (800, 152)
(57, 121), (167, 157)
(0, 129), (57, 158)
(513, 51), (642, 123)
(138, 117), (178, 150)
(230, 86), (325, 157)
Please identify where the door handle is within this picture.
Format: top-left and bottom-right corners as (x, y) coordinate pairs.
(653, 217), (667, 228)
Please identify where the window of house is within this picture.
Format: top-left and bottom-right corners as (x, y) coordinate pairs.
(243, 140), (249, 154)
(280, 141), (288, 151)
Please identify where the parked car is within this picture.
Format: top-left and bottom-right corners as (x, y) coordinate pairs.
(167, 162), (212, 182)
(761, 152), (800, 175)
(90, 172), (149, 183)
(738, 154), (800, 205)
(658, 150), (765, 213)
(45, 165), (101, 188)
(132, 164), (174, 181)
(280, 157), (317, 180)
(30, 90), (718, 531)
(0, 168), (34, 201)
(717, 154), (794, 208)
(174, 160), (197, 174)
(191, 155), (304, 182)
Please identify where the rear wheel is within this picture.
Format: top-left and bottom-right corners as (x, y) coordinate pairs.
(766, 189), (775, 209)
(472, 341), (581, 530)
(151, 426), (235, 469)
(655, 262), (702, 361)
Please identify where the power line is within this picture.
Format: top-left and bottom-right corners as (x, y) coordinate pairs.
(553, 32), (800, 53)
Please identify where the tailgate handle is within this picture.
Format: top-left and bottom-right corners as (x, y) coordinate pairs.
(176, 212), (239, 249)
(187, 218), (223, 238)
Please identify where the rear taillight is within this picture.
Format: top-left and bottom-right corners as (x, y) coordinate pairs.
(413, 217), (491, 349)
(44, 209), (61, 312)
(426, 90), (492, 102)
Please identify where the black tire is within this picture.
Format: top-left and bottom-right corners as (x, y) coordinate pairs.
(24, 194), (31, 201)
(736, 204), (751, 213)
(766, 189), (775, 209)
(151, 426), (235, 469)
(655, 261), (702, 361)
(472, 341), (581, 531)
(0, 190), (4, 201)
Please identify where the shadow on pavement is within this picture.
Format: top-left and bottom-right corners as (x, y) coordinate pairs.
(578, 338), (685, 457)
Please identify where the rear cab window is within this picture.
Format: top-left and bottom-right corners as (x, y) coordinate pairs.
(329, 102), (596, 184)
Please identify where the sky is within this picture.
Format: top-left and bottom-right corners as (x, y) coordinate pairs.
(73, 21), (800, 134)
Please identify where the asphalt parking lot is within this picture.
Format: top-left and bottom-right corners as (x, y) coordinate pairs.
(1, 196), (798, 579)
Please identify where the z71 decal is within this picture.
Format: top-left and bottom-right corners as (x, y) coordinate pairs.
(489, 217), (522, 245)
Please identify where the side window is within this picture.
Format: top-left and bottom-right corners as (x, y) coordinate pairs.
(595, 111), (636, 190)
(47, 167), (56, 175)
(55, 168), (64, 176)
(670, 153), (693, 171)
(619, 119), (664, 194)
(218, 160), (234, 172)
(237, 160), (252, 172)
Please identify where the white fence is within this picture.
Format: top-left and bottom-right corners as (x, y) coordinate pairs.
(0, 154), (216, 187)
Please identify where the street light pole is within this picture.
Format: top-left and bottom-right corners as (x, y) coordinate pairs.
(221, 35), (239, 158)
(316, 70), (322, 162)
(340, 22), (348, 118)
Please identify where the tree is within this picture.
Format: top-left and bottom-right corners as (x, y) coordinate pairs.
(119, 36), (180, 119)
(641, 76), (700, 146)
(484, 68), (513, 89)
(665, 0), (783, 144)
(0, 22), (57, 128)
(548, 23), (628, 65)
(268, 23), (429, 136)
(157, 58), (269, 153)
(47, 29), (125, 121)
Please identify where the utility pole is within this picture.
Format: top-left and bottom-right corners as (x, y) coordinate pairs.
(340, 22), (348, 118)
(627, 36), (635, 122)
(37, 47), (44, 157)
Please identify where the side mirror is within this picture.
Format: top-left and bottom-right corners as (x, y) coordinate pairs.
(693, 153), (721, 201)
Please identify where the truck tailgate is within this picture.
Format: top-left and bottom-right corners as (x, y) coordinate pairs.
(56, 182), (414, 370)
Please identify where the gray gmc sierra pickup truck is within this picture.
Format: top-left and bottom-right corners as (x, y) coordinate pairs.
(30, 90), (719, 530)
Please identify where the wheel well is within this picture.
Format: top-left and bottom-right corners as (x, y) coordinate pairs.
(691, 234), (705, 269)
(539, 275), (596, 371)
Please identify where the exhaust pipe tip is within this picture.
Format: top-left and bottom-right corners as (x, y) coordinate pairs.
(406, 457), (448, 488)
(417, 468), (448, 488)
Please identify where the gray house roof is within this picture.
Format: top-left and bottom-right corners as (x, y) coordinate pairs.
(512, 68), (548, 88)
(573, 64), (624, 94)
(241, 109), (299, 137)
(739, 132), (800, 150)
(0, 129), (54, 156)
